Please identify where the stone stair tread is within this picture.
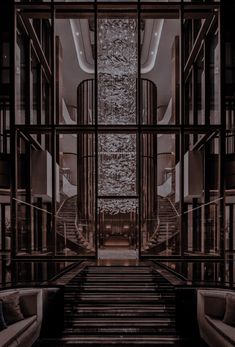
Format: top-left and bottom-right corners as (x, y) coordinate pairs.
(63, 328), (177, 334)
(40, 335), (182, 345)
(39, 264), (184, 347)
(64, 318), (175, 324)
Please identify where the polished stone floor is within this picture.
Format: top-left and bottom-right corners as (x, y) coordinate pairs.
(98, 248), (138, 260)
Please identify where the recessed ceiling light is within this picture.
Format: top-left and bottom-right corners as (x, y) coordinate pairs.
(80, 51), (83, 55)
(154, 32), (158, 36)
(151, 51), (154, 55)
(75, 31), (79, 36)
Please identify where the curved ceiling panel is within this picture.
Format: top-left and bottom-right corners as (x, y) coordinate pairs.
(71, 18), (163, 74)
(70, 19), (94, 74)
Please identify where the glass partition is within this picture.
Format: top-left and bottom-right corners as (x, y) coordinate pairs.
(159, 261), (225, 286)
(140, 11), (180, 125)
(15, 132), (53, 256)
(55, 7), (95, 125)
(10, 0), (223, 260)
(183, 132), (221, 256)
(56, 132), (95, 256)
(16, 9), (52, 125)
(141, 132), (180, 256)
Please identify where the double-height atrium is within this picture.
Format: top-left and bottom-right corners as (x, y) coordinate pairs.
(0, 1), (234, 346)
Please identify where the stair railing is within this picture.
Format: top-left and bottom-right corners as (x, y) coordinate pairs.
(143, 192), (180, 251)
(75, 213), (94, 251)
(57, 195), (93, 252)
(145, 196), (224, 254)
(143, 217), (160, 250)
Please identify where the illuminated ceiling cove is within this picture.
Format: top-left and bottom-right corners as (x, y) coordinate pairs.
(97, 18), (137, 214)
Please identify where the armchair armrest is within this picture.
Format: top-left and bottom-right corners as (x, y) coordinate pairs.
(20, 289), (43, 324)
(197, 290), (227, 321)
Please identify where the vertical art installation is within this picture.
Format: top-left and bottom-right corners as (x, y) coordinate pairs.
(97, 18), (138, 214)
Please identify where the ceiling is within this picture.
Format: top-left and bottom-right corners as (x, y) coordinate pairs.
(55, 17), (179, 112)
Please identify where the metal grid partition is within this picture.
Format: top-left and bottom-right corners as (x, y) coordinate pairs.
(6, 0), (225, 261)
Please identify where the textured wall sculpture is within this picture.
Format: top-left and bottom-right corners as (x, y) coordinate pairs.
(97, 18), (137, 214)
(98, 134), (136, 196)
(97, 18), (137, 125)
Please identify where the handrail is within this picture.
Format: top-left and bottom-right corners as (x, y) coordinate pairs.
(147, 217), (160, 245)
(183, 197), (223, 217)
(75, 213), (94, 251)
(13, 198), (56, 217)
(155, 196), (223, 222)
(145, 195), (223, 252)
(12, 197), (77, 224)
(165, 196), (180, 217)
(56, 194), (77, 217)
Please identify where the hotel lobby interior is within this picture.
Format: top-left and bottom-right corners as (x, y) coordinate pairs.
(0, 0), (234, 346)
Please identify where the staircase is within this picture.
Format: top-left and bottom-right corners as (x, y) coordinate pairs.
(57, 196), (92, 253)
(157, 196), (178, 243)
(145, 196), (180, 254)
(40, 265), (184, 346)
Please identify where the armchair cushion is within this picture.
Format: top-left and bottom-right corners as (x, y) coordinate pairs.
(0, 315), (36, 347)
(0, 301), (7, 331)
(0, 291), (24, 325)
(223, 293), (235, 327)
(20, 292), (38, 318)
(204, 293), (226, 319)
(206, 315), (235, 346)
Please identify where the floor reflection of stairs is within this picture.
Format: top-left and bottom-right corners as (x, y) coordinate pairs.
(104, 236), (130, 247)
(39, 265), (186, 346)
(98, 249), (138, 259)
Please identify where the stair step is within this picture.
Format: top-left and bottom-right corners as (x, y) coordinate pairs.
(65, 304), (176, 312)
(63, 327), (177, 334)
(39, 264), (184, 347)
(69, 288), (174, 293)
(63, 318), (175, 325)
(40, 335), (182, 346)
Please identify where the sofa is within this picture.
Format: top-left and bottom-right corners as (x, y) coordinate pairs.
(0, 288), (43, 347)
(197, 289), (235, 347)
